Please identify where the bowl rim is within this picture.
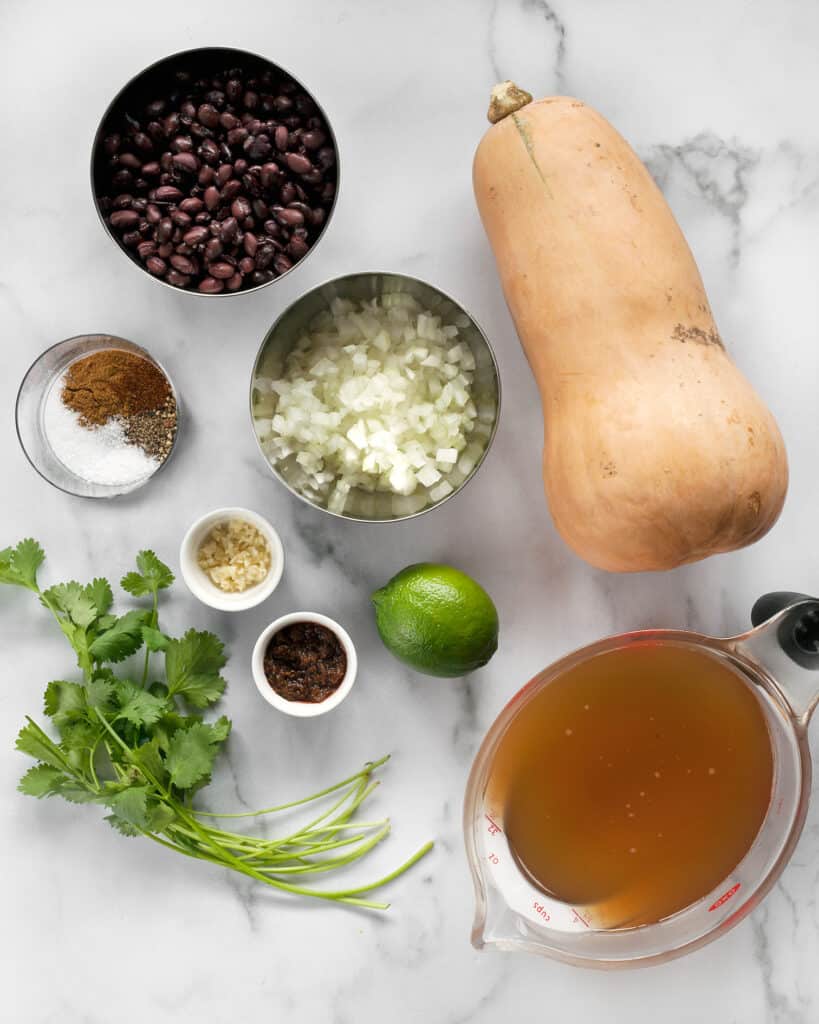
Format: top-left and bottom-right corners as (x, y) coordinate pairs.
(178, 505), (285, 611)
(15, 332), (181, 499)
(248, 270), (502, 523)
(251, 611), (358, 717)
(89, 44), (341, 298)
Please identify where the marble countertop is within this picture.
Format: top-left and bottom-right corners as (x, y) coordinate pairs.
(3, 1), (819, 1021)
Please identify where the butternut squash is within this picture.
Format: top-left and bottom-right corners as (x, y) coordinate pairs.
(474, 82), (788, 573)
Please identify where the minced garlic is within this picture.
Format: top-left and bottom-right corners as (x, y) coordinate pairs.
(197, 519), (272, 593)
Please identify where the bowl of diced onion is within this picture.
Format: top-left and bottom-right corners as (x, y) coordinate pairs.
(249, 272), (500, 522)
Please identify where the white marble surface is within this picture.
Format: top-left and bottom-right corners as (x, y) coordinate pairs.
(2, 1), (819, 1020)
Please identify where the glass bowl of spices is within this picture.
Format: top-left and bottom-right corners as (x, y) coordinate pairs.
(16, 335), (179, 498)
(179, 507), (284, 612)
(251, 612), (358, 717)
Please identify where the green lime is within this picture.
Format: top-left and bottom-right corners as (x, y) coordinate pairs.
(371, 562), (499, 678)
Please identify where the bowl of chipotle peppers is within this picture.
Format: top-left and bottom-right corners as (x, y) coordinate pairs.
(251, 611), (358, 717)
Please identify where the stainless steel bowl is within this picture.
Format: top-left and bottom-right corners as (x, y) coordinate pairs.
(90, 46), (340, 297)
(16, 334), (180, 499)
(249, 272), (501, 522)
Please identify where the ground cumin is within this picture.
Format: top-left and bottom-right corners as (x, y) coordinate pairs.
(61, 350), (172, 426)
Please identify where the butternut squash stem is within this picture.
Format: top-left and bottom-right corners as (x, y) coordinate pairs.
(487, 81), (533, 123)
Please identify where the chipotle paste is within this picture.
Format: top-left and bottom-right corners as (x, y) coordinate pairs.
(263, 621), (347, 703)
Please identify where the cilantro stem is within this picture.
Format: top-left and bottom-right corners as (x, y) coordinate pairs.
(191, 755), (391, 818)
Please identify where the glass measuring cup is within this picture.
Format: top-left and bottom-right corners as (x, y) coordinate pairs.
(464, 593), (819, 969)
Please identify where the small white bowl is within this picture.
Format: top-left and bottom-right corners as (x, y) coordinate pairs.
(251, 611), (358, 717)
(179, 507), (284, 612)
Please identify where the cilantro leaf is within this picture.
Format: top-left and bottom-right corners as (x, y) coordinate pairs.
(84, 578), (113, 617)
(43, 680), (87, 723)
(127, 737), (169, 786)
(121, 551), (174, 598)
(15, 720), (70, 770)
(165, 630), (227, 708)
(113, 680), (168, 728)
(165, 718), (231, 790)
(86, 674), (116, 712)
(143, 626), (171, 652)
(89, 609), (150, 663)
(0, 538), (44, 590)
(41, 582), (98, 629)
(107, 787), (150, 829)
(18, 764), (66, 797)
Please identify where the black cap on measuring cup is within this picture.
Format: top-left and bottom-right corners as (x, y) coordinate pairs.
(751, 592), (819, 670)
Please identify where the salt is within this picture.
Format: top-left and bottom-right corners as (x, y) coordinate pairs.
(43, 375), (160, 486)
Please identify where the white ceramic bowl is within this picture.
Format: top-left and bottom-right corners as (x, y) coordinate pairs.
(179, 507), (284, 612)
(251, 611), (358, 717)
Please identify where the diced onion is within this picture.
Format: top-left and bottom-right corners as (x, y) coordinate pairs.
(253, 294), (495, 513)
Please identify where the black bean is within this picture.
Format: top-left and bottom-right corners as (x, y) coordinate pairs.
(204, 185), (220, 210)
(156, 217), (173, 242)
(103, 133), (121, 155)
(273, 125), (289, 152)
(220, 111), (239, 130)
(146, 256), (167, 275)
(216, 163), (233, 185)
(208, 261), (234, 280)
(194, 211), (211, 225)
(166, 270), (191, 287)
(179, 196), (204, 214)
(231, 196), (251, 220)
(204, 238), (223, 261)
(170, 209), (192, 227)
(171, 134), (194, 153)
(180, 100), (197, 120)
(222, 179), (242, 203)
(243, 90), (259, 110)
(198, 165), (215, 186)
(198, 277), (224, 293)
(255, 244), (275, 270)
(226, 272), (243, 291)
(226, 79), (243, 102)
(172, 152), (199, 174)
(109, 209), (140, 229)
(301, 168), (324, 186)
(239, 256), (255, 274)
(250, 270), (273, 286)
(155, 184), (184, 202)
(170, 253), (196, 274)
(245, 135), (272, 161)
(157, 242), (173, 258)
(227, 126), (248, 146)
(182, 225), (209, 246)
(118, 152), (142, 171)
(146, 203), (161, 223)
(302, 129), (326, 150)
(147, 121), (166, 143)
(288, 237), (309, 259)
(198, 104), (221, 130)
(273, 253), (293, 274)
(132, 132), (154, 152)
(163, 112), (181, 135)
(243, 232), (258, 256)
(141, 161), (161, 177)
(137, 240), (157, 260)
(205, 90), (225, 109)
(234, 157), (249, 176)
(275, 207), (304, 227)
(317, 146), (335, 170)
(219, 216), (239, 244)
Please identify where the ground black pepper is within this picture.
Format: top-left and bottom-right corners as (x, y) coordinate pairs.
(263, 621), (347, 703)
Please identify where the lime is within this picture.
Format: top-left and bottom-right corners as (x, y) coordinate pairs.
(371, 563), (499, 678)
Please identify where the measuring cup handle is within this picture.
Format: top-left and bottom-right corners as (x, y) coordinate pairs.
(751, 592), (819, 670)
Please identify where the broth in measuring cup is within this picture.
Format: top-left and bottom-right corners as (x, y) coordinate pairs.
(487, 642), (773, 928)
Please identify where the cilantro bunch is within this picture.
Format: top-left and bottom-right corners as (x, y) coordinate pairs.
(2, 540), (432, 909)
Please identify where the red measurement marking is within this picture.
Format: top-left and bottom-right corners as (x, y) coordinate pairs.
(709, 882), (741, 912)
(571, 909), (590, 928)
(533, 901), (551, 922)
(485, 815), (502, 837)
(488, 853), (499, 865)
(775, 796), (784, 815)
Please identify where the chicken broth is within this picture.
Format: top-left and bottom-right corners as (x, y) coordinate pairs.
(487, 642), (774, 928)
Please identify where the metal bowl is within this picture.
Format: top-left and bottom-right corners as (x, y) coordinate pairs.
(90, 46), (340, 297)
(249, 272), (501, 523)
(16, 334), (180, 499)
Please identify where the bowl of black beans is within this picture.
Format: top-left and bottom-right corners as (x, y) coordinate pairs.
(91, 47), (339, 296)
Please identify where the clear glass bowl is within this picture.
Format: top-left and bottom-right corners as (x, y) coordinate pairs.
(249, 271), (501, 522)
(15, 334), (180, 498)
